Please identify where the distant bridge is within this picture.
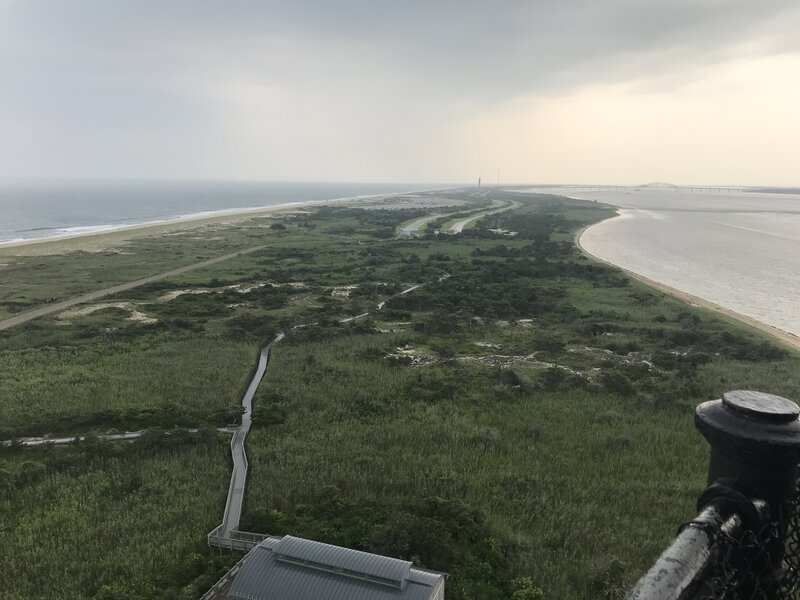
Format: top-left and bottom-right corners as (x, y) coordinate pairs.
(518, 182), (746, 194)
(632, 181), (743, 192)
(637, 181), (681, 190)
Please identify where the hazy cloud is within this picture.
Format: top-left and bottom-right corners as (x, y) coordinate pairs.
(1, 1), (799, 183)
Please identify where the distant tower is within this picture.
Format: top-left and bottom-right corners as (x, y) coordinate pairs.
(478, 177), (481, 188)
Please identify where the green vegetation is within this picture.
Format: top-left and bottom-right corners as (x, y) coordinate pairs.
(0, 430), (237, 600)
(1, 189), (798, 598)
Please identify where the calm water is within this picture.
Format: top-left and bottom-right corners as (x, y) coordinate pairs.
(0, 179), (438, 244)
(543, 188), (800, 337)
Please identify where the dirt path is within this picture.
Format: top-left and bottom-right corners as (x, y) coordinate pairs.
(0, 244), (268, 332)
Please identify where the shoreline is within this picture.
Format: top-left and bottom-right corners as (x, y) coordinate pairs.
(0, 205), (299, 256)
(574, 221), (800, 353)
(0, 196), (364, 249)
(0, 188), (457, 256)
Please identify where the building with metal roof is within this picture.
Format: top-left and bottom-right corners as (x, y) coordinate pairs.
(227, 535), (445, 600)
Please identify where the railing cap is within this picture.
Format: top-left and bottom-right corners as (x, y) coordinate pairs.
(696, 390), (800, 459)
(723, 390), (799, 423)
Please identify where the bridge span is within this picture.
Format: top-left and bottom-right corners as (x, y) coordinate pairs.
(522, 182), (746, 194)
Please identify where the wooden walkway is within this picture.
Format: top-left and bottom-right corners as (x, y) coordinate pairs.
(207, 334), (284, 549)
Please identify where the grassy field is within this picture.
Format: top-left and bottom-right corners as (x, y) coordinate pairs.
(0, 431), (236, 600)
(1, 189), (798, 599)
(0, 217), (283, 320)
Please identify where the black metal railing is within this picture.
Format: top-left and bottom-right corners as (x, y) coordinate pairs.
(628, 390), (800, 600)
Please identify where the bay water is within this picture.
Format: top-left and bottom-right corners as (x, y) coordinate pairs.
(547, 188), (800, 337)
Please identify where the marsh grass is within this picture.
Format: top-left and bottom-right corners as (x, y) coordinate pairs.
(0, 433), (235, 600)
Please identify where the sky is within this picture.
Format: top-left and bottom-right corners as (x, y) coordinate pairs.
(1, 0), (799, 185)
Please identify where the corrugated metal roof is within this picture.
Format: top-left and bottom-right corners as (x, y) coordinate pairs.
(228, 536), (445, 600)
(274, 535), (412, 585)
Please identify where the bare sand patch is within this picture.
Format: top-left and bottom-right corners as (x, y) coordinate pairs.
(488, 228), (518, 236)
(229, 283), (265, 293)
(159, 289), (213, 302)
(330, 285), (359, 298)
(158, 282), (270, 302)
(567, 346), (656, 370)
(385, 346), (440, 367)
(474, 341), (500, 349)
(59, 302), (158, 324)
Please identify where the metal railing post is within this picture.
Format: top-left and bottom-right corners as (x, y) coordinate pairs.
(628, 390), (800, 599)
(695, 391), (800, 573)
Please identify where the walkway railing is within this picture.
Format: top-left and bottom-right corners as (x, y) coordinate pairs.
(628, 390), (800, 599)
(207, 526), (270, 552)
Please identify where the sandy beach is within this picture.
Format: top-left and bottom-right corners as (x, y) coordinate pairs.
(575, 224), (800, 353)
(0, 207), (291, 256)
(0, 191), (461, 257)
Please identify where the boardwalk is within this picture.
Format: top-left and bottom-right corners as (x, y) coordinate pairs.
(216, 333), (284, 540)
(207, 277), (451, 550)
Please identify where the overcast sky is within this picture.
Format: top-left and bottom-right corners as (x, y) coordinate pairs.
(2, 1), (799, 185)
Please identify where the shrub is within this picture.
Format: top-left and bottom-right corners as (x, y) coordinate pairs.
(244, 508), (287, 535)
(497, 369), (522, 386)
(599, 372), (636, 397)
(533, 333), (566, 353)
(512, 578), (546, 600)
(540, 367), (566, 390)
(602, 340), (641, 355)
(573, 320), (605, 337)
(651, 351), (678, 370)
(430, 343), (456, 358)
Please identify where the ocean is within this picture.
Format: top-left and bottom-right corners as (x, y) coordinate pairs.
(539, 187), (800, 337)
(0, 179), (440, 245)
